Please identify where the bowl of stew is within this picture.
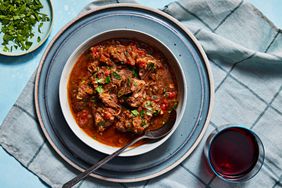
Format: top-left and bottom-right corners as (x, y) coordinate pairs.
(59, 29), (187, 156)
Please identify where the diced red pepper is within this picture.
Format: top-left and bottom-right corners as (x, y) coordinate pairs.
(168, 91), (177, 99)
(104, 69), (110, 76)
(137, 50), (145, 56)
(138, 60), (146, 68)
(104, 112), (111, 120)
(161, 103), (168, 111)
(91, 47), (99, 57)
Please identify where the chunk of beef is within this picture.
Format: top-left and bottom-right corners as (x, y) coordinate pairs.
(94, 112), (107, 132)
(99, 92), (119, 109)
(87, 60), (99, 74)
(126, 90), (146, 107)
(130, 78), (145, 93)
(115, 110), (147, 134)
(76, 80), (93, 100)
(93, 107), (117, 132)
(126, 78), (146, 107)
(119, 68), (133, 80)
(108, 45), (127, 63)
(115, 110), (132, 132)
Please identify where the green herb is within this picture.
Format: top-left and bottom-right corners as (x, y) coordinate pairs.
(0, 0), (50, 52)
(146, 111), (152, 116)
(172, 102), (178, 109)
(105, 76), (111, 84)
(164, 92), (169, 97)
(145, 101), (152, 108)
(140, 110), (145, 118)
(3, 46), (9, 52)
(130, 68), (138, 77)
(98, 121), (105, 127)
(153, 110), (160, 116)
(112, 72), (121, 80)
(96, 86), (104, 93)
(127, 78), (131, 86)
(133, 81), (138, 87)
(37, 36), (41, 43)
(38, 22), (43, 33)
(169, 102), (178, 113)
(147, 62), (155, 70)
(141, 120), (148, 128)
(95, 78), (104, 84)
(151, 95), (158, 100)
(131, 110), (139, 116)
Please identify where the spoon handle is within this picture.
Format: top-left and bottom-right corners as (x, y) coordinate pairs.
(62, 136), (145, 188)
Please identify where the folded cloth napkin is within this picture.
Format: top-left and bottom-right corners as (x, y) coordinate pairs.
(1, 0), (282, 187)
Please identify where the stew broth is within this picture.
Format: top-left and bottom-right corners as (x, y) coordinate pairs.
(68, 39), (178, 147)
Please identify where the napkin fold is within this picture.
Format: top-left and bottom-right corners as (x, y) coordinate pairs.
(1, 0), (282, 187)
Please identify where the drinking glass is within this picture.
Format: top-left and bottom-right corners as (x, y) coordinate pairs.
(204, 125), (265, 183)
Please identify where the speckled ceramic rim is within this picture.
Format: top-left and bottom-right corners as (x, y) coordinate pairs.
(35, 4), (214, 183)
(0, 0), (54, 56)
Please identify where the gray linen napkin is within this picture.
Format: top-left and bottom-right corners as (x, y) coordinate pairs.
(1, 0), (282, 187)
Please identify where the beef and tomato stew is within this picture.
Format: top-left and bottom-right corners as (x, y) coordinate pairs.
(68, 39), (178, 147)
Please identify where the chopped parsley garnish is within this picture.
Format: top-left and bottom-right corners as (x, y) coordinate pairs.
(105, 76), (111, 84)
(98, 121), (105, 127)
(151, 95), (158, 100)
(130, 68), (138, 77)
(96, 86), (104, 93)
(140, 110), (145, 118)
(131, 110), (139, 116)
(141, 120), (148, 128)
(133, 81), (138, 86)
(146, 111), (152, 116)
(172, 102), (178, 109)
(147, 62), (155, 70)
(95, 78), (104, 84)
(112, 72), (121, 80)
(0, 0), (50, 52)
(153, 110), (160, 116)
(127, 78), (131, 86)
(144, 101), (152, 108)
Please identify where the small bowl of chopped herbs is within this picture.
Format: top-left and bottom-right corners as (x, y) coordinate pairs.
(0, 0), (53, 56)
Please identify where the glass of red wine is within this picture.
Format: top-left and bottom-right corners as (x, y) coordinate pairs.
(204, 125), (265, 183)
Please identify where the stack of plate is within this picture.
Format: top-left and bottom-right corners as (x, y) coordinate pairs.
(35, 4), (214, 183)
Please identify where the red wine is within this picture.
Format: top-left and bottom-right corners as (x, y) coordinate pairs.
(209, 127), (259, 178)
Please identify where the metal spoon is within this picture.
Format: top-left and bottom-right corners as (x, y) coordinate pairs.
(63, 109), (177, 188)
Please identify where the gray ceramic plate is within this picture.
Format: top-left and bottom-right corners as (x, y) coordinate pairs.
(35, 4), (214, 183)
(0, 0), (53, 56)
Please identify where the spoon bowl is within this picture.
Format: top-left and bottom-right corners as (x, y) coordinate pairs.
(63, 110), (177, 188)
(144, 110), (177, 139)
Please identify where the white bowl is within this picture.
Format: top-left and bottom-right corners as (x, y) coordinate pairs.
(59, 29), (187, 156)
